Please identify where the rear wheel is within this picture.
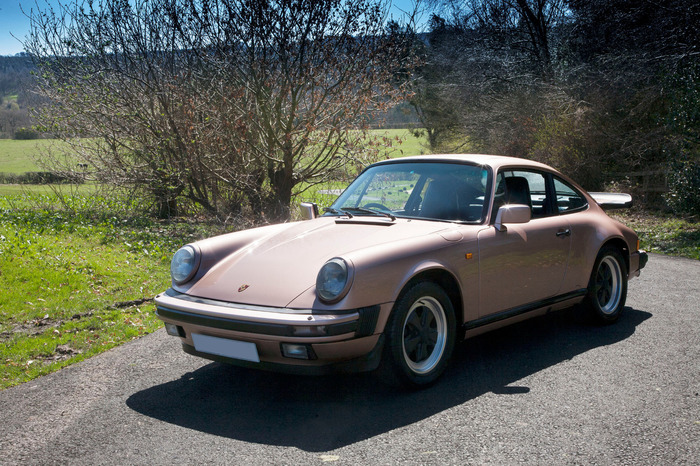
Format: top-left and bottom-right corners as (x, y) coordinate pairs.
(382, 282), (456, 387)
(585, 246), (627, 323)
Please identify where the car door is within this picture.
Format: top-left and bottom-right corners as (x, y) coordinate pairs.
(477, 169), (572, 317)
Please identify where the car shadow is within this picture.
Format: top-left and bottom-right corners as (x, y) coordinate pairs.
(127, 307), (651, 452)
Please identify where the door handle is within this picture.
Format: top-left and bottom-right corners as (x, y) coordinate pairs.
(556, 228), (571, 237)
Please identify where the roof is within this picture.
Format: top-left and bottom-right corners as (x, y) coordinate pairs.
(373, 154), (557, 173)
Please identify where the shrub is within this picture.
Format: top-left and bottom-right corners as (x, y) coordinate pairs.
(14, 127), (40, 140)
(0, 171), (84, 185)
(665, 159), (700, 216)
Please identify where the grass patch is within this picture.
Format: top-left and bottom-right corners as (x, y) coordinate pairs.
(0, 191), (222, 389)
(610, 210), (700, 260)
(375, 128), (431, 158)
(0, 139), (49, 173)
(0, 183), (100, 200)
(0, 230), (167, 387)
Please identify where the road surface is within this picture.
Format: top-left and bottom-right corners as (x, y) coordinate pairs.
(1, 253), (698, 464)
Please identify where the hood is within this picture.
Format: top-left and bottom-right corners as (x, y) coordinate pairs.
(182, 217), (461, 308)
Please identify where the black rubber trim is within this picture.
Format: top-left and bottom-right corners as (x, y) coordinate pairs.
(463, 289), (587, 331)
(355, 305), (381, 337)
(156, 306), (357, 337)
(334, 219), (395, 226)
(637, 251), (649, 270)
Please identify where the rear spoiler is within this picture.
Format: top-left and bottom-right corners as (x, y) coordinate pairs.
(589, 192), (633, 210)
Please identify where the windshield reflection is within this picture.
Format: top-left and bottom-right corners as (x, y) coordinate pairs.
(327, 162), (490, 223)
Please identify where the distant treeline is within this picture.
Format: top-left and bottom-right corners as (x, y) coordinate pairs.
(0, 54), (418, 139)
(0, 55), (47, 139)
(0, 55), (34, 97)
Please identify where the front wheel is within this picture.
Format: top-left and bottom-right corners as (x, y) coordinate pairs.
(584, 246), (627, 323)
(382, 282), (456, 387)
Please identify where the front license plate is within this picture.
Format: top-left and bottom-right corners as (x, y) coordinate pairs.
(191, 333), (260, 363)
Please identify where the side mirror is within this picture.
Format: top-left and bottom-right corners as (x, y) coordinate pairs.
(300, 202), (319, 220)
(495, 204), (531, 232)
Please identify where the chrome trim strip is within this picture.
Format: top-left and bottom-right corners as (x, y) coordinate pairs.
(155, 290), (359, 327)
(163, 288), (358, 315)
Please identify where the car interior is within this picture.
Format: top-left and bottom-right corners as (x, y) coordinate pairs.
(418, 175), (485, 222)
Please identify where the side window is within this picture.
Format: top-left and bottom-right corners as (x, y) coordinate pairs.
(497, 170), (548, 219)
(493, 170), (588, 221)
(554, 177), (588, 213)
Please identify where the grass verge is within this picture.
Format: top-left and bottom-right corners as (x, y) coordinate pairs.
(610, 210), (700, 260)
(0, 191), (221, 389)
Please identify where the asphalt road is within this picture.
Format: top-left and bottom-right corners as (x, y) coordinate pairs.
(1, 253), (698, 465)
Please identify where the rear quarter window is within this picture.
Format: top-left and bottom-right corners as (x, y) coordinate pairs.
(554, 177), (588, 213)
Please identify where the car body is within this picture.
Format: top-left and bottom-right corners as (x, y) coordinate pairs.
(155, 154), (648, 386)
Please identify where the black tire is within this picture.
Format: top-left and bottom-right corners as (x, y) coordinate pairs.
(382, 281), (456, 387)
(584, 246), (628, 324)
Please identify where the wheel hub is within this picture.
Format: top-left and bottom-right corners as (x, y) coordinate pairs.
(402, 297), (447, 374)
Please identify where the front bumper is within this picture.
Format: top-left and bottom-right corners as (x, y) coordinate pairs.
(154, 289), (389, 374)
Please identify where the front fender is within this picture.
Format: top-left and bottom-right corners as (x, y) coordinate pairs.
(286, 232), (478, 321)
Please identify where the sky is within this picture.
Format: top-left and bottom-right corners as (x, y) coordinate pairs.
(0, 0), (426, 56)
(0, 0), (32, 55)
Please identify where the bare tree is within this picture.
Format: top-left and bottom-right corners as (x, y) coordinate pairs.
(25, 0), (414, 221)
(407, 15), (464, 150)
(430, 0), (569, 80)
(405, 0), (699, 199)
(191, 0), (413, 219)
(410, 1), (574, 158)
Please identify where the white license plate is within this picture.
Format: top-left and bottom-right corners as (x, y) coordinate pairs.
(191, 333), (260, 363)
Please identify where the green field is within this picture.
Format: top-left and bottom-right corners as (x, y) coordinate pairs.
(0, 130), (429, 176)
(0, 183), (100, 199)
(0, 184), (57, 196)
(378, 128), (432, 158)
(0, 139), (49, 173)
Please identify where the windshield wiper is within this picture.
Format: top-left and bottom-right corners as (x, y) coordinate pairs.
(323, 207), (353, 218)
(342, 207), (396, 221)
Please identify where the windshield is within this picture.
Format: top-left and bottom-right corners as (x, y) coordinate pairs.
(327, 161), (490, 223)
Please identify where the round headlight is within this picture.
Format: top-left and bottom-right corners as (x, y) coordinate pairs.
(170, 245), (199, 285)
(316, 258), (352, 303)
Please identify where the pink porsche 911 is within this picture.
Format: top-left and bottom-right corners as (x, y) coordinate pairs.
(155, 154), (648, 386)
